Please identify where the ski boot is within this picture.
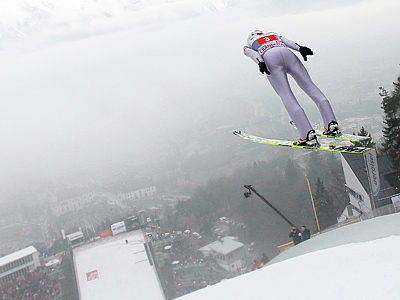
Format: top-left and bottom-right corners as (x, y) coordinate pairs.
(293, 130), (319, 146)
(322, 121), (341, 136)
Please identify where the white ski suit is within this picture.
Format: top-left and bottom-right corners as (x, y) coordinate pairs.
(244, 31), (337, 140)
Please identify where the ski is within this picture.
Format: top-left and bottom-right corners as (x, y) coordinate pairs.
(289, 121), (372, 142)
(233, 130), (372, 153)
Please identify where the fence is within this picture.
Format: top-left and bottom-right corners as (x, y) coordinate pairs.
(361, 201), (400, 220)
(324, 200), (400, 233)
(279, 200), (400, 253)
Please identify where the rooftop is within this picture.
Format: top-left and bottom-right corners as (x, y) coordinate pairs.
(0, 246), (38, 267)
(200, 236), (243, 255)
(66, 231), (84, 241)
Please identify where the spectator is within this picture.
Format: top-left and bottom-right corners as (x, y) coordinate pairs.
(289, 226), (302, 245)
(252, 260), (262, 270)
(301, 225), (311, 241)
(261, 253), (270, 265)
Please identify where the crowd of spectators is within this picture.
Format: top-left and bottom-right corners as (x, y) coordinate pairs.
(150, 233), (227, 298)
(0, 269), (61, 300)
(169, 238), (225, 297)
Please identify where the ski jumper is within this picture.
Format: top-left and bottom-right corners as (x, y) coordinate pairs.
(244, 31), (337, 140)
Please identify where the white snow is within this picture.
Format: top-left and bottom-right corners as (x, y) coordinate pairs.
(179, 212), (400, 300)
(73, 230), (164, 300)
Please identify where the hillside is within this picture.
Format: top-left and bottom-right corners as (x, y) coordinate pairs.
(179, 212), (400, 300)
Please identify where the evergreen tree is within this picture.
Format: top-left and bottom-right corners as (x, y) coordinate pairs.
(379, 74), (400, 168)
(323, 153), (348, 216)
(284, 158), (303, 185)
(352, 126), (376, 148)
(313, 178), (336, 229)
(306, 151), (325, 184)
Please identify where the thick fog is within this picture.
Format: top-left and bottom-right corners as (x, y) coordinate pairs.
(0, 0), (399, 198)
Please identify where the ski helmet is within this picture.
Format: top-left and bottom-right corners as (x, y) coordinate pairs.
(248, 30), (263, 41)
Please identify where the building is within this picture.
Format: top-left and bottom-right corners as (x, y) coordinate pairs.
(107, 175), (157, 201)
(119, 186), (157, 201)
(0, 246), (41, 287)
(49, 187), (95, 217)
(199, 236), (246, 276)
(67, 231), (85, 248)
(339, 151), (400, 222)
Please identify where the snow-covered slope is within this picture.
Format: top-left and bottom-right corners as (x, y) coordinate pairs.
(74, 230), (165, 300)
(269, 212), (400, 265)
(179, 212), (400, 300)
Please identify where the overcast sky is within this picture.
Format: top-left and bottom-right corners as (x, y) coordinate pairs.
(0, 0), (399, 199)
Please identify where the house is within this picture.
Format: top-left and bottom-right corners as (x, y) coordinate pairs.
(199, 236), (246, 276)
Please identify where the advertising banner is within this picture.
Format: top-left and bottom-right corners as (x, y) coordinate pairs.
(365, 149), (380, 201)
(111, 221), (127, 236)
(392, 194), (400, 204)
(99, 229), (112, 238)
(86, 270), (99, 281)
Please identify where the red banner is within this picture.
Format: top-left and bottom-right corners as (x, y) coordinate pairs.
(99, 229), (112, 238)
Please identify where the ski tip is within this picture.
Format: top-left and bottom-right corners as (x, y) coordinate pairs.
(233, 130), (242, 135)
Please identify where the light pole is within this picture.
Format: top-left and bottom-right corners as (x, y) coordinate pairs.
(244, 185), (295, 228)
